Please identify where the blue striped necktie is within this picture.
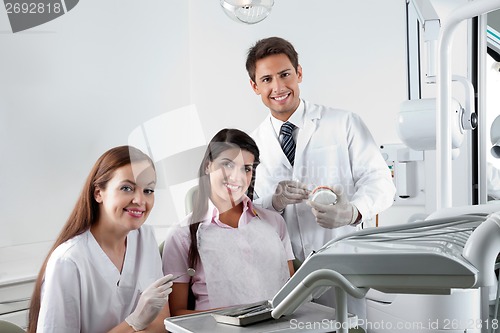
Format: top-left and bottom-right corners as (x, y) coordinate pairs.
(280, 122), (296, 166)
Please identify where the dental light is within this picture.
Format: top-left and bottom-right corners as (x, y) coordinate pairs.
(220, 0), (274, 24)
(398, 1), (477, 160)
(398, 98), (464, 156)
(398, 86), (477, 160)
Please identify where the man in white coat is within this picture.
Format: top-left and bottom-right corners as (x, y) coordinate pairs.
(246, 36), (396, 321)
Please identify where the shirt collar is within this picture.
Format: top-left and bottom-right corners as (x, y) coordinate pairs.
(205, 195), (258, 228)
(270, 99), (305, 138)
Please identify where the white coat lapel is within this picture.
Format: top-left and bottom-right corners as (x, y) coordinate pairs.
(295, 102), (320, 169)
(262, 116), (293, 169)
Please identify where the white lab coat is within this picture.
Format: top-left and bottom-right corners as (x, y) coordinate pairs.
(37, 225), (163, 333)
(251, 100), (395, 262)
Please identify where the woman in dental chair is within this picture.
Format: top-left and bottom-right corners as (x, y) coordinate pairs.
(162, 128), (295, 316)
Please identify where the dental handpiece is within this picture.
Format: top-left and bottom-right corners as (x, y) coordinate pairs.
(170, 267), (196, 282)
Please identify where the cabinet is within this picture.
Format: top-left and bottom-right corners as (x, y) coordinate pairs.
(0, 242), (52, 330)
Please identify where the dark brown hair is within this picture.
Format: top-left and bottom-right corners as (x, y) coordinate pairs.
(245, 36), (299, 82)
(187, 129), (260, 269)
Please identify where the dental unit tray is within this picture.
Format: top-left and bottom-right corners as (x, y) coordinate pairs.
(272, 214), (484, 312)
(270, 212), (500, 333)
(211, 300), (273, 326)
(164, 301), (357, 332)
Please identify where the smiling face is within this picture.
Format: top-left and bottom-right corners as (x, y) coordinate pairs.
(250, 53), (302, 122)
(94, 160), (156, 232)
(207, 148), (255, 212)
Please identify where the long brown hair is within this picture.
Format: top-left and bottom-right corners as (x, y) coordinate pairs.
(27, 145), (154, 333)
(187, 129), (260, 269)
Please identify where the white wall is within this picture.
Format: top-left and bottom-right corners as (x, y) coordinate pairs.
(0, 0), (190, 246)
(189, 0), (408, 144)
(0, 0), (474, 248)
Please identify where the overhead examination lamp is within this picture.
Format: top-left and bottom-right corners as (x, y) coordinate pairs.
(220, 0), (274, 24)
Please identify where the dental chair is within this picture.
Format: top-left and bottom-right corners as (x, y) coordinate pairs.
(184, 185), (198, 215)
(159, 185), (198, 256)
(0, 320), (25, 333)
(492, 262), (500, 333)
(159, 185), (199, 310)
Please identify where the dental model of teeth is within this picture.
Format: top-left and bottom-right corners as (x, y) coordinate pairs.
(309, 186), (338, 205)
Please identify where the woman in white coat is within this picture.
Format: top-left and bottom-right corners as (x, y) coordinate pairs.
(28, 146), (172, 333)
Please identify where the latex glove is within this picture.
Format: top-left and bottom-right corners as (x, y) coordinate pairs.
(125, 274), (173, 331)
(307, 189), (359, 229)
(272, 180), (310, 212)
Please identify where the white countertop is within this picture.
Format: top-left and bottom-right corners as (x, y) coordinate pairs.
(0, 241), (53, 286)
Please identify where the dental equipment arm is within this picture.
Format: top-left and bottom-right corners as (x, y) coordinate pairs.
(491, 115), (500, 158)
(452, 75), (477, 130)
(408, 0), (440, 80)
(271, 269), (367, 333)
(463, 212), (500, 288)
(437, 0), (500, 209)
(463, 212), (500, 333)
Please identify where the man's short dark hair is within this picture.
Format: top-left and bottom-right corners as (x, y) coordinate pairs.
(246, 36), (299, 82)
